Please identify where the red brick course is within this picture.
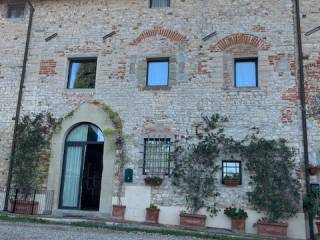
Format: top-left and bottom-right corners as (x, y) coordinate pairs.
(132, 27), (188, 45)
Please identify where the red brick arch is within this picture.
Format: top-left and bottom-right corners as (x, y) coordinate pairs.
(210, 33), (270, 52)
(132, 27), (188, 45)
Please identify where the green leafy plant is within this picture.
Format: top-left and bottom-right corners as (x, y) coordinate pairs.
(12, 113), (57, 196)
(224, 207), (248, 219)
(172, 114), (232, 216)
(223, 173), (240, 181)
(303, 192), (320, 218)
(149, 204), (159, 209)
(239, 134), (300, 223)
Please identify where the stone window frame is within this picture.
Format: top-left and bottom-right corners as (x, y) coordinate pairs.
(64, 54), (99, 93)
(137, 53), (177, 90)
(234, 57), (258, 88)
(223, 45), (260, 90)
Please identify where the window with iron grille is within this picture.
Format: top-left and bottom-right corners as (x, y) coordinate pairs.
(150, 0), (170, 8)
(222, 161), (242, 184)
(7, 2), (25, 18)
(143, 138), (171, 175)
(311, 183), (320, 193)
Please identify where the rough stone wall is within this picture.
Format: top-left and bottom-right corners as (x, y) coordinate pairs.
(0, 0), (304, 210)
(0, 1), (29, 188)
(300, 0), (320, 186)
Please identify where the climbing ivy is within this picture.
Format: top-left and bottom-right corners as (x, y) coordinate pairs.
(239, 134), (300, 222)
(91, 101), (127, 205)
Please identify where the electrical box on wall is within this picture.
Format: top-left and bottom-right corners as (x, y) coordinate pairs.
(124, 168), (133, 183)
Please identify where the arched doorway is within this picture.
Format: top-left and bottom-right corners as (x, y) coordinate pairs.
(59, 123), (104, 211)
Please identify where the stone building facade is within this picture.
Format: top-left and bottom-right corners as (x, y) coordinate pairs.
(0, 0), (319, 239)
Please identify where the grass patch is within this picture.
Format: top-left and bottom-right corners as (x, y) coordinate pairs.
(0, 215), (255, 240)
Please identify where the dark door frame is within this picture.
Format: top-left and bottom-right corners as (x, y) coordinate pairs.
(59, 140), (104, 210)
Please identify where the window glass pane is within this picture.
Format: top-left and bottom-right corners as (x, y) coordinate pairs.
(235, 60), (257, 87)
(68, 60), (97, 89)
(222, 161), (241, 179)
(147, 61), (169, 86)
(8, 5), (25, 18)
(67, 124), (104, 142)
(150, 0), (170, 8)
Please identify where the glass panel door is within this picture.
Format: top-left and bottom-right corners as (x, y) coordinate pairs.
(61, 145), (84, 208)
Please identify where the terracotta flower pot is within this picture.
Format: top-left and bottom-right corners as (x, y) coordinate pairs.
(224, 179), (240, 187)
(112, 205), (126, 220)
(231, 216), (246, 233)
(309, 166), (320, 176)
(144, 178), (163, 187)
(257, 221), (288, 237)
(179, 213), (207, 230)
(316, 221), (320, 233)
(11, 200), (39, 215)
(146, 208), (160, 224)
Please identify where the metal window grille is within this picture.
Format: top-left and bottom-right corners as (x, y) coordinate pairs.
(7, 1), (25, 18)
(311, 183), (320, 193)
(143, 138), (171, 176)
(222, 161), (242, 184)
(150, 0), (170, 8)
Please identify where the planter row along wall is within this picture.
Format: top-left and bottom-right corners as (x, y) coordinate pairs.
(110, 186), (306, 240)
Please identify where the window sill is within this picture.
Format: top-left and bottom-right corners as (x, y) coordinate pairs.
(140, 86), (172, 91)
(64, 89), (96, 94)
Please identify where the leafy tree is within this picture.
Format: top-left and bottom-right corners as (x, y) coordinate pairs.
(172, 114), (232, 215)
(12, 113), (56, 196)
(240, 135), (300, 222)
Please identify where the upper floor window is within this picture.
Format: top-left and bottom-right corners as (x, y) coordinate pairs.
(150, 0), (170, 8)
(67, 59), (97, 89)
(7, 2), (25, 18)
(143, 138), (171, 175)
(147, 58), (169, 87)
(234, 58), (258, 88)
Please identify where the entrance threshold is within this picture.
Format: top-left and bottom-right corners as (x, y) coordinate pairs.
(53, 209), (110, 218)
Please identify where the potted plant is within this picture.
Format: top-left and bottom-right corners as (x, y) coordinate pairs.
(145, 204), (160, 224)
(11, 113), (55, 215)
(224, 207), (248, 233)
(239, 135), (300, 237)
(172, 115), (232, 229)
(223, 173), (241, 186)
(309, 164), (320, 176)
(112, 137), (127, 220)
(108, 112), (127, 221)
(303, 192), (320, 233)
(144, 176), (163, 187)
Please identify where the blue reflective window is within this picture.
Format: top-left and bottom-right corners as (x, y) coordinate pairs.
(147, 59), (169, 86)
(235, 59), (258, 88)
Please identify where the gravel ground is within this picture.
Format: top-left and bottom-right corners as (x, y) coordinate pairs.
(0, 222), (201, 240)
